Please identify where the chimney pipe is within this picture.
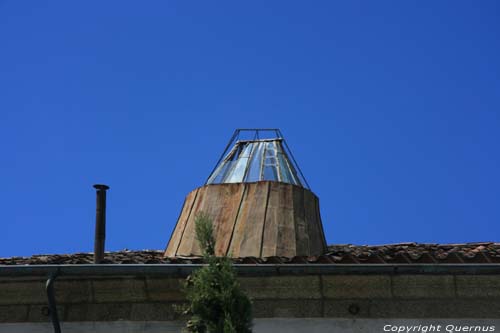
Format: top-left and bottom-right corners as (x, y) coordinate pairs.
(93, 184), (109, 264)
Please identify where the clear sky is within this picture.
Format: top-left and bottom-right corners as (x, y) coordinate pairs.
(1, 1), (499, 257)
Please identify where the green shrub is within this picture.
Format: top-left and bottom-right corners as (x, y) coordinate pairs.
(183, 212), (253, 333)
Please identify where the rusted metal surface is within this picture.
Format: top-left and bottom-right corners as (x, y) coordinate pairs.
(292, 186), (309, 255)
(315, 196), (328, 253)
(205, 183), (245, 255)
(230, 182), (270, 257)
(164, 188), (199, 257)
(261, 182), (281, 257)
(303, 189), (323, 256)
(93, 184), (110, 264)
(164, 181), (327, 258)
(176, 186), (207, 255)
(276, 184), (296, 256)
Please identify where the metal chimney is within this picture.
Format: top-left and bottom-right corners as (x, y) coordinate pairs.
(93, 184), (109, 264)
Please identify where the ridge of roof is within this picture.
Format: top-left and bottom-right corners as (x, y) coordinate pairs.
(2, 242), (500, 265)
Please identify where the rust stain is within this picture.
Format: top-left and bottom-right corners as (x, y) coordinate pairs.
(304, 189), (323, 256)
(275, 183), (296, 257)
(176, 185), (207, 255)
(261, 182), (281, 257)
(164, 188), (199, 257)
(293, 186), (309, 255)
(235, 182), (270, 257)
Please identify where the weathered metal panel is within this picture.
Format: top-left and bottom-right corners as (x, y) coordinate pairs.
(276, 183), (296, 257)
(176, 186), (208, 255)
(165, 182), (326, 258)
(164, 188), (199, 257)
(304, 189), (323, 256)
(201, 183), (246, 256)
(261, 183), (282, 257)
(315, 196), (328, 253)
(226, 184), (249, 257)
(293, 186), (309, 255)
(230, 182), (270, 257)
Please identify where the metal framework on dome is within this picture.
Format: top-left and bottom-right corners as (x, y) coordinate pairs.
(206, 129), (310, 189)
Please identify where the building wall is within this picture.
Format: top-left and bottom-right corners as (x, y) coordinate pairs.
(2, 319), (500, 333)
(1, 272), (500, 332)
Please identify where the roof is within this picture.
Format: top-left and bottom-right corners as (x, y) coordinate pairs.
(206, 129), (309, 188)
(2, 242), (500, 265)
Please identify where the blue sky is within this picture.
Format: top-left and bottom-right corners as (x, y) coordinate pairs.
(1, 1), (499, 257)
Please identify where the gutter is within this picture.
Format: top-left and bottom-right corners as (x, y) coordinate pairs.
(1, 263), (500, 278)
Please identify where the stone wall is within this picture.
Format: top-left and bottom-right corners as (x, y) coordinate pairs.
(1, 272), (500, 324)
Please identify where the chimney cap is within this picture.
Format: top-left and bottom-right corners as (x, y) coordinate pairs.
(93, 184), (110, 190)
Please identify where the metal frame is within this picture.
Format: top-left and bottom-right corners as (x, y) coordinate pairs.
(205, 129), (310, 189)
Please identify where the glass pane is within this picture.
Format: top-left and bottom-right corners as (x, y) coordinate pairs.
(278, 153), (292, 184)
(240, 142), (253, 158)
(225, 143), (253, 183)
(208, 160), (230, 183)
(277, 141), (302, 186)
(206, 138), (307, 188)
(231, 144), (244, 161)
(265, 141), (276, 156)
(286, 158), (301, 186)
(207, 144), (240, 184)
(265, 157), (277, 165)
(263, 165), (278, 181)
(246, 142), (264, 182)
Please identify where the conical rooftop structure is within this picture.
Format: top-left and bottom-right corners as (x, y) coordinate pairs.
(207, 138), (307, 187)
(165, 129), (327, 258)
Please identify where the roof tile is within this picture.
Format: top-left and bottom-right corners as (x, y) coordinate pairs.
(2, 243), (500, 265)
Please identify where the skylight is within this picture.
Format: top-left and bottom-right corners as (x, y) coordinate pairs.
(206, 129), (309, 188)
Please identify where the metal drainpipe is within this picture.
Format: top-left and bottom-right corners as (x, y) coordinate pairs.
(46, 269), (61, 333)
(93, 184), (109, 264)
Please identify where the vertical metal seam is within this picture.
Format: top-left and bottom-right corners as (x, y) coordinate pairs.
(259, 182), (272, 257)
(260, 142), (267, 180)
(287, 185), (296, 256)
(174, 187), (200, 256)
(225, 184), (248, 256)
(273, 141), (282, 182)
(314, 195), (328, 253)
(292, 186), (303, 255)
(280, 141), (300, 186)
(164, 190), (196, 255)
(276, 145), (283, 183)
(207, 156), (229, 184)
(303, 187), (312, 255)
(220, 144), (241, 183)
